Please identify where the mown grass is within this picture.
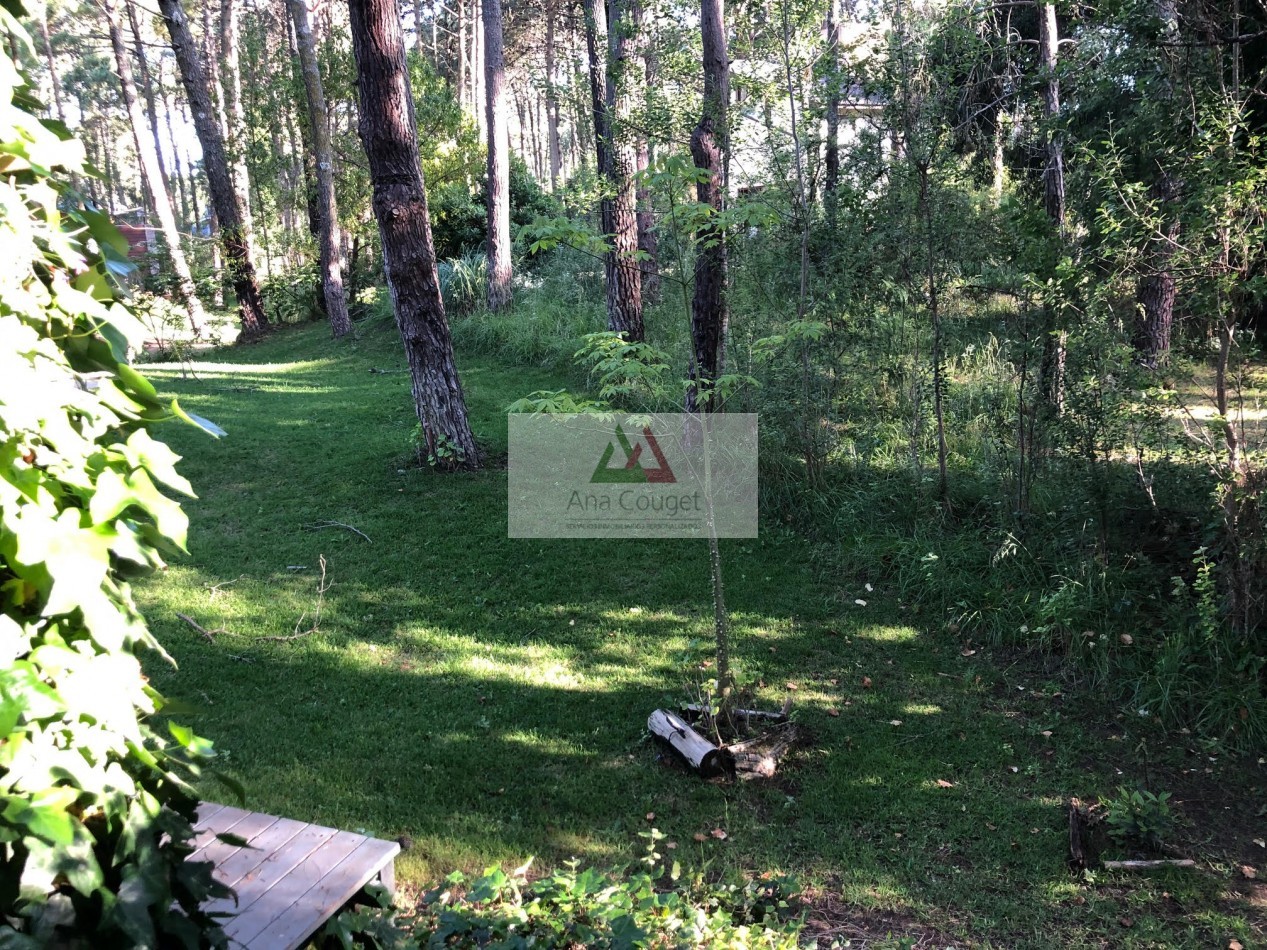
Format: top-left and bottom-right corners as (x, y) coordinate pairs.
(137, 317), (1263, 948)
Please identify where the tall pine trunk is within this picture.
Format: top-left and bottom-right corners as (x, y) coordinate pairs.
(1037, 1), (1066, 409)
(348, 0), (480, 469)
(483, 0), (512, 309)
(823, 0), (841, 224)
(545, 5), (561, 190)
(1133, 0), (1180, 369)
(286, 0), (353, 336)
(631, 0), (659, 301)
(219, 0), (256, 261)
(105, 0), (207, 333)
(159, 0), (267, 338)
(688, 0), (728, 408)
(585, 0), (643, 341)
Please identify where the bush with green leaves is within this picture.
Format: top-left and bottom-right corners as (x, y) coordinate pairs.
(1104, 788), (1176, 851)
(323, 831), (803, 949)
(0, 7), (229, 945)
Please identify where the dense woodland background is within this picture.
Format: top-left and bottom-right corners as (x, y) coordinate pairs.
(22, 0), (1267, 750)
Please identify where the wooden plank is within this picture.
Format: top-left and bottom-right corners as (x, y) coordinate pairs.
(200, 811), (288, 885)
(194, 802), (229, 828)
(206, 822), (343, 922)
(189, 806), (255, 863)
(210, 816), (307, 891)
(222, 830), (367, 948)
(241, 836), (401, 950)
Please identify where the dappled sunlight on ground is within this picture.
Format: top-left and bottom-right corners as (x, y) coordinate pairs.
(134, 324), (1263, 948)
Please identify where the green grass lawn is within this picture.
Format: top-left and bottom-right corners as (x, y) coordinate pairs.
(138, 317), (1262, 948)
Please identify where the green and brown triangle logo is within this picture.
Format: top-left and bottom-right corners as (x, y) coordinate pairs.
(591, 424), (676, 484)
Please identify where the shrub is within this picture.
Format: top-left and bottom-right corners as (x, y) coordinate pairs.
(323, 832), (804, 949)
(0, 9), (229, 945)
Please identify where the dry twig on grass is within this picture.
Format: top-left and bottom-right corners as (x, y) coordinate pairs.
(177, 556), (331, 645)
(303, 520), (372, 543)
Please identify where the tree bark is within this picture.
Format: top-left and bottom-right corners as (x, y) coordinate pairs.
(1037, 2), (1064, 228)
(219, 0), (256, 260)
(39, 6), (64, 122)
(545, 4), (562, 190)
(631, 0), (659, 301)
(688, 0), (728, 409)
(105, 0), (207, 334)
(1133, 0), (1180, 369)
(159, 0), (267, 338)
(483, 0), (513, 310)
(125, 1), (170, 200)
(823, 0), (841, 224)
(1037, 1), (1066, 410)
(348, 0), (480, 469)
(586, 0), (643, 341)
(287, 0), (353, 336)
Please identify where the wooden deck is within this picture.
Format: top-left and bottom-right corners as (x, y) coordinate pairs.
(192, 803), (400, 950)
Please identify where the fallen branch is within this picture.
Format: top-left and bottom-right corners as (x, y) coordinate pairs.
(727, 721), (806, 780)
(681, 703), (788, 724)
(303, 520), (372, 544)
(177, 557), (331, 645)
(177, 612), (227, 643)
(256, 555), (330, 642)
(1101, 859), (1195, 871)
(203, 574), (246, 599)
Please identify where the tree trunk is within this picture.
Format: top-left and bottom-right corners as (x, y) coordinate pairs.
(39, 7), (64, 122)
(1037, 0), (1066, 410)
(456, 0), (467, 109)
(159, 73), (191, 229)
(823, 0), (841, 224)
(348, 0), (480, 469)
(105, 0), (207, 333)
(483, 0), (512, 310)
(688, 0), (728, 408)
(287, 0), (353, 337)
(1133, 0), (1180, 369)
(159, 0), (267, 338)
(586, 0), (643, 341)
(545, 4), (562, 190)
(125, 1), (170, 197)
(1037, 2), (1063, 227)
(219, 0), (256, 260)
(631, 0), (659, 301)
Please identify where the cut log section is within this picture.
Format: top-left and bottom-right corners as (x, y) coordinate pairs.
(727, 722), (805, 780)
(648, 709), (724, 776)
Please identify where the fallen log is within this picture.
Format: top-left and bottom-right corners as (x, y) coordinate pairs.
(681, 703), (788, 724)
(648, 709), (724, 776)
(1101, 859), (1195, 871)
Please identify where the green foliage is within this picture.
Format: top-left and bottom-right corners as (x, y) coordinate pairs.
(438, 252), (488, 316)
(323, 834), (803, 949)
(0, 12), (227, 945)
(1104, 788), (1176, 851)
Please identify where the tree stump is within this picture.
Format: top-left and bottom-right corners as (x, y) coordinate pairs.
(727, 722), (806, 780)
